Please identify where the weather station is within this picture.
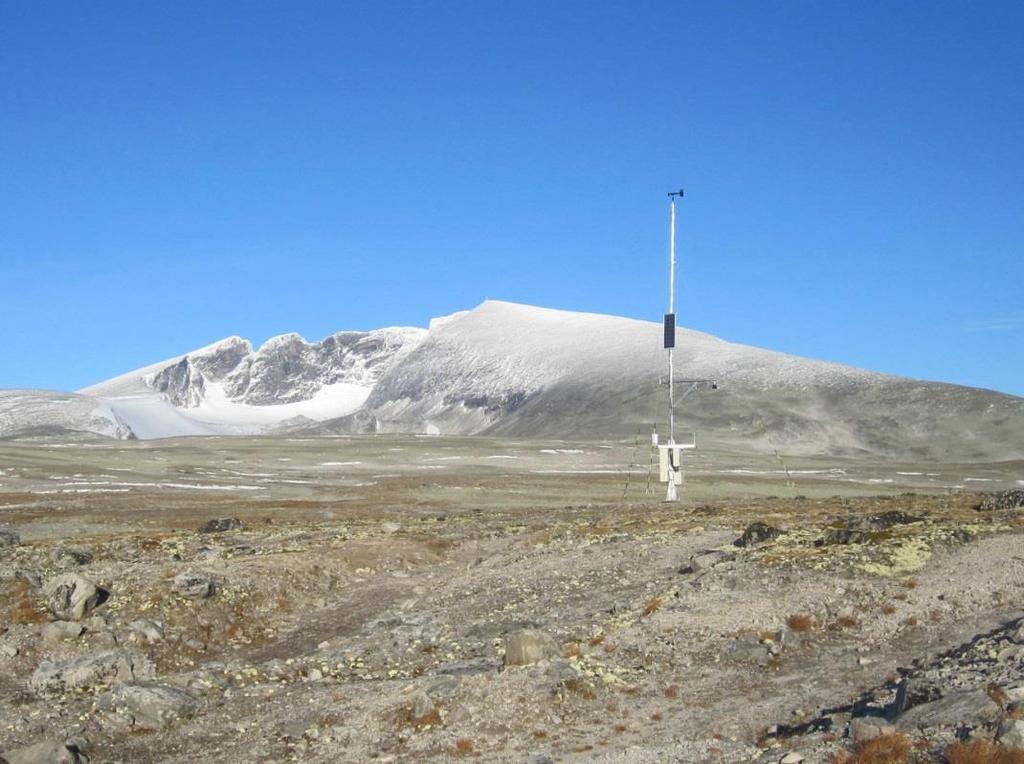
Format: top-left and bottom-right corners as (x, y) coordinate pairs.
(655, 189), (717, 502)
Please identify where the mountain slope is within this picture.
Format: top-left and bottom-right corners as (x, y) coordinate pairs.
(2, 300), (1021, 460)
(308, 301), (1024, 461)
(0, 390), (133, 441)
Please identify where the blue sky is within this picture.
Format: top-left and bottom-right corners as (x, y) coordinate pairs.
(1, 1), (1022, 395)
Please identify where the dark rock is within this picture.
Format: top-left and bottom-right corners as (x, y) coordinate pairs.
(0, 530), (20, 548)
(816, 528), (868, 547)
(735, 522), (782, 548)
(199, 518), (243, 534)
(976, 490), (1024, 512)
(869, 511), (923, 529)
(173, 572), (215, 599)
(54, 548), (93, 566)
(150, 357), (205, 408)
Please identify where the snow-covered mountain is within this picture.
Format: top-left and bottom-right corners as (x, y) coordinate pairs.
(2, 300), (1023, 460)
(307, 301), (1024, 460)
(74, 327), (427, 439)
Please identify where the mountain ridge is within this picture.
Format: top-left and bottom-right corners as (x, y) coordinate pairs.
(2, 300), (1021, 460)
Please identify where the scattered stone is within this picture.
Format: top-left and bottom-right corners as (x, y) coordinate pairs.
(54, 548), (93, 566)
(40, 621), (85, 643)
(100, 682), (203, 730)
(30, 649), (154, 694)
(1, 739), (89, 764)
(721, 638), (769, 665)
(895, 688), (1001, 729)
(409, 690), (435, 724)
(173, 572), (215, 599)
(976, 490), (1024, 512)
(779, 753), (804, 764)
(503, 629), (557, 667)
(0, 644), (19, 658)
(680, 549), (735, 574)
(127, 619), (164, 644)
(381, 522), (401, 534)
(527, 756), (554, 764)
(195, 545), (223, 561)
(817, 528), (867, 546)
(424, 674), (460, 700)
(199, 518), (243, 533)
(44, 574), (106, 621)
(15, 569), (42, 590)
(849, 716), (895, 743)
(0, 529), (20, 548)
(998, 718), (1024, 749)
(735, 522), (782, 547)
(869, 510), (922, 528)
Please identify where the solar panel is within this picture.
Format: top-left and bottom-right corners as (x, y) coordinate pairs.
(663, 313), (675, 349)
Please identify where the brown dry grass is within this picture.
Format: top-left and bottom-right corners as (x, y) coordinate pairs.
(642, 597), (663, 616)
(945, 739), (1024, 764)
(454, 738), (474, 755)
(786, 614), (813, 632)
(8, 579), (47, 625)
(831, 732), (911, 764)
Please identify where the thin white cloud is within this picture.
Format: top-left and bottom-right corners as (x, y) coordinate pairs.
(964, 314), (1024, 332)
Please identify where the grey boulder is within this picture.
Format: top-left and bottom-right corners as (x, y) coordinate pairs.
(173, 572), (215, 599)
(30, 649), (154, 695)
(1, 739), (89, 764)
(504, 629), (557, 667)
(100, 681), (203, 730)
(44, 574), (106, 621)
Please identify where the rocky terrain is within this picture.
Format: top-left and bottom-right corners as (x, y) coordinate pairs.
(0, 437), (1022, 762)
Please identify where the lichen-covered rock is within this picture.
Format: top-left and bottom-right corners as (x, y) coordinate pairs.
(173, 572), (215, 599)
(44, 574), (106, 621)
(40, 621), (85, 643)
(126, 619), (164, 644)
(100, 682), (203, 730)
(976, 490), (1024, 512)
(895, 688), (1000, 729)
(2, 738), (89, 764)
(849, 716), (896, 744)
(503, 629), (557, 667)
(998, 718), (1024, 749)
(0, 529), (20, 548)
(735, 522), (782, 547)
(199, 518), (243, 534)
(29, 649), (154, 694)
(680, 549), (735, 574)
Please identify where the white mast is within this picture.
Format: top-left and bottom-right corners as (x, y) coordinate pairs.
(665, 190), (683, 501)
(668, 194), (677, 445)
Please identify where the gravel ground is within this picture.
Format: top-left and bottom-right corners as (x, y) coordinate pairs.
(0, 437), (1022, 763)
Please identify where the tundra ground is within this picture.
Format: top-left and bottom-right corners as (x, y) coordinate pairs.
(0, 436), (1022, 763)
